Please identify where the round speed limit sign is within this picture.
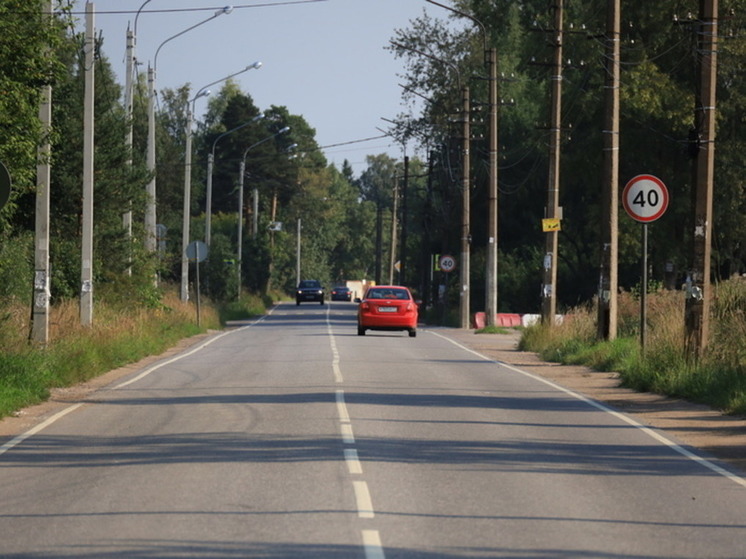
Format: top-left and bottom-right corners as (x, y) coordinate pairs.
(622, 174), (669, 223)
(439, 254), (456, 273)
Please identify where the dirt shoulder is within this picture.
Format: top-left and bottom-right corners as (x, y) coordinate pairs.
(3, 327), (746, 477)
(444, 328), (746, 475)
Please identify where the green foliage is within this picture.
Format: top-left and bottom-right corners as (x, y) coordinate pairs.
(521, 278), (746, 415)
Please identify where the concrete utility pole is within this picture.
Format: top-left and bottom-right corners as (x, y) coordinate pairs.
(81, 2), (95, 326)
(685, 0), (718, 358)
(32, 0), (54, 344)
(597, 0), (621, 340)
(541, 0), (564, 325)
(459, 85), (471, 329)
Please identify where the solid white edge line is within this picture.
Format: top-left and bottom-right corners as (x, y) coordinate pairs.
(353, 480), (375, 518)
(0, 403), (83, 457)
(429, 330), (746, 489)
(0, 310), (276, 457)
(362, 530), (385, 559)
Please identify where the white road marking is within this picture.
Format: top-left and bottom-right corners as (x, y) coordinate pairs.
(336, 390), (351, 423)
(0, 404), (83, 457)
(353, 480), (375, 518)
(345, 448), (363, 474)
(430, 330), (746, 489)
(362, 530), (385, 559)
(341, 423), (356, 444)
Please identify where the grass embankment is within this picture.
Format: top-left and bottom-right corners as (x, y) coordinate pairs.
(519, 277), (746, 415)
(0, 288), (272, 419)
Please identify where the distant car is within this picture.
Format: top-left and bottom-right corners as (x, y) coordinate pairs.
(357, 285), (418, 337)
(296, 280), (324, 305)
(331, 286), (352, 301)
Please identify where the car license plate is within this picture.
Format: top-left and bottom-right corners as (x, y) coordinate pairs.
(378, 306), (397, 313)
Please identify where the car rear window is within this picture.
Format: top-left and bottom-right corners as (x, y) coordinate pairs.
(366, 288), (409, 300)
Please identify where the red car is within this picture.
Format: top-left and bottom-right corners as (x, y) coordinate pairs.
(357, 285), (418, 337)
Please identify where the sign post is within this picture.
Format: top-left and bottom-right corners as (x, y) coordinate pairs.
(622, 174), (669, 354)
(186, 240), (208, 326)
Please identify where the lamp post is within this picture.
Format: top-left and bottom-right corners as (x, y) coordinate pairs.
(237, 126), (290, 299)
(391, 40), (470, 328)
(180, 62), (262, 302)
(145, 5), (233, 254)
(206, 113), (265, 246)
(425, 0), (498, 326)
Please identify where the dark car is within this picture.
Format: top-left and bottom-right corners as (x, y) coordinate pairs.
(331, 286), (352, 301)
(296, 280), (324, 305)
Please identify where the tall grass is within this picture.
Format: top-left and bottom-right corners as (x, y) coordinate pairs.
(0, 288), (227, 418)
(520, 278), (746, 415)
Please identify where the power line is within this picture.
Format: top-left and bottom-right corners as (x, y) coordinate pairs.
(64, 1), (327, 16)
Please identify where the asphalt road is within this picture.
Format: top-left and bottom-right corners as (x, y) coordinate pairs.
(1, 302), (746, 558)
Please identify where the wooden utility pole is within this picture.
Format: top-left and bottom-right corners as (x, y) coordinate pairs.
(685, 0), (718, 358)
(541, 0), (564, 325)
(400, 156), (409, 286)
(388, 173), (399, 285)
(459, 85), (471, 329)
(597, 0), (621, 340)
(485, 47), (499, 326)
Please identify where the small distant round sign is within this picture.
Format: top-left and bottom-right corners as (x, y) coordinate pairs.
(439, 254), (456, 273)
(622, 174), (669, 223)
(186, 240), (208, 263)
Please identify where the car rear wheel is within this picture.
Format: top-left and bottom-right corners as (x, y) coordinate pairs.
(408, 329), (417, 338)
(357, 326), (365, 336)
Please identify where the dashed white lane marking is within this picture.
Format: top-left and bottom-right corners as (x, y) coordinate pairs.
(328, 310), (384, 556)
(341, 423), (356, 444)
(327, 312), (343, 383)
(353, 480), (375, 519)
(345, 448), (363, 474)
(336, 390), (351, 423)
(362, 530), (385, 559)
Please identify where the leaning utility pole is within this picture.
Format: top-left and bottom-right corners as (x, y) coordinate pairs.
(541, 0), (564, 325)
(685, 0), (718, 358)
(32, 0), (54, 344)
(597, 0), (621, 340)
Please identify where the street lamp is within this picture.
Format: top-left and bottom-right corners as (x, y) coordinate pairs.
(424, 0), (499, 327)
(206, 113), (265, 246)
(391, 40), (471, 329)
(237, 126), (291, 299)
(145, 5), (233, 254)
(180, 61), (262, 302)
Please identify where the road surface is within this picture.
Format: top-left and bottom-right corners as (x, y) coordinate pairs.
(1, 302), (745, 557)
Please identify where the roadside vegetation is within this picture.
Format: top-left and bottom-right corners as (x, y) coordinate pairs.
(0, 285), (271, 420)
(520, 277), (746, 416)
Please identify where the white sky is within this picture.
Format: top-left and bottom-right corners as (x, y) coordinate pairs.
(74, 0), (447, 176)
